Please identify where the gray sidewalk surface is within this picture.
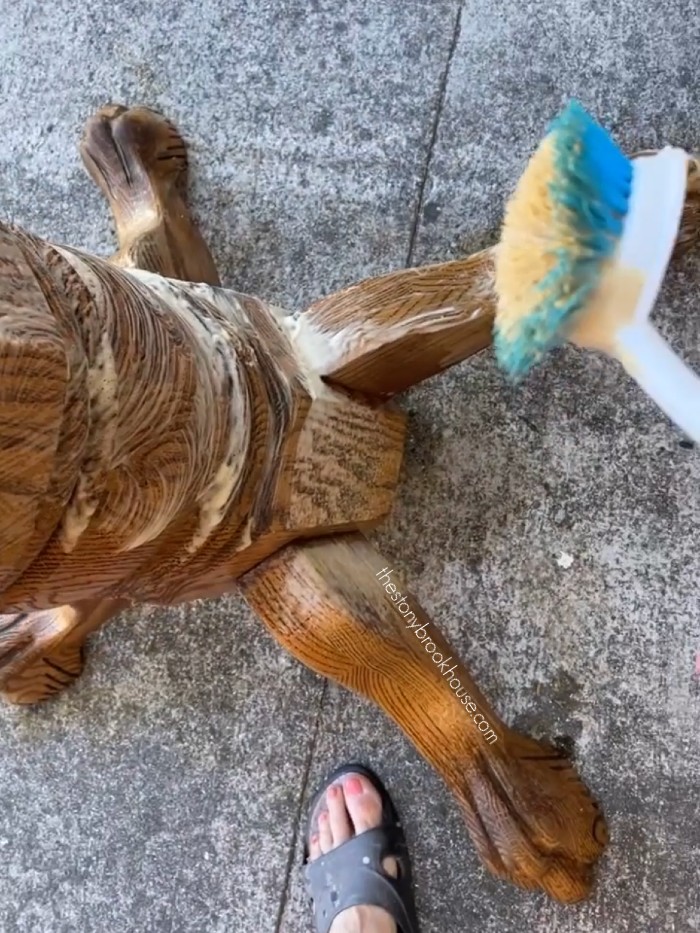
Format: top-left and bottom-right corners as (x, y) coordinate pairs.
(0, 1), (699, 930)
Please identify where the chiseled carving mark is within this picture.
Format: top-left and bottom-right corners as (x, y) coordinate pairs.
(61, 330), (118, 551)
(126, 270), (254, 554)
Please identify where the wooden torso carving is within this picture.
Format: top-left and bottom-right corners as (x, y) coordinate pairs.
(0, 229), (405, 611)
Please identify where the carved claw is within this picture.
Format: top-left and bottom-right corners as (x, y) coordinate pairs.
(2, 642), (84, 705)
(79, 104), (220, 284)
(80, 104), (188, 203)
(460, 732), (607, 901)
(0, 608), (82, 704)
(0, 600), (127, 705)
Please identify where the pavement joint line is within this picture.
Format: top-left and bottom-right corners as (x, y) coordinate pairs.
(275, 678), (329, 932)
(406, 1), (464, 268)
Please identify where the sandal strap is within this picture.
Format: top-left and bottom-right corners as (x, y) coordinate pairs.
(304, 823), (419, 933)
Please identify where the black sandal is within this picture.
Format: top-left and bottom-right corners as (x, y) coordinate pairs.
(303, 762), (420, 933)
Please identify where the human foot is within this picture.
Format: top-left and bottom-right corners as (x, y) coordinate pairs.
(305, 764), (419, 933)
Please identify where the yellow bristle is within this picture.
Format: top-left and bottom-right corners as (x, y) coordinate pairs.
(495, 137), (571, 337)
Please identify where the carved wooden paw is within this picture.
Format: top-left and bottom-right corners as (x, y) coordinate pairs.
(463, 732), (607, 902)
(0, 609), (84, 704)
(81, 104), (188, 200)
(79, 103), (220, 283)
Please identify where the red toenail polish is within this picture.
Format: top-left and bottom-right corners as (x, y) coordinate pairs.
(327, 785), (338, 799)
(310, 834), (318, 845)
(319, 810), (328, 822)
(345, 776), (363, 795)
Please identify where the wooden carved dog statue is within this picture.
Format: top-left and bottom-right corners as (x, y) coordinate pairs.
(2, 106), (698, 902)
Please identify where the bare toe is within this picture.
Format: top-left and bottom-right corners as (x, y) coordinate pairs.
(305, 767), (417, 933)
(309, 833), (321, 861)
(342, 774), (383, 835)
(326, 782), (352, 846)
(318, 809), (332, 854)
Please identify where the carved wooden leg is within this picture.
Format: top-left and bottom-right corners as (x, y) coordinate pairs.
(299, 251), (495, 397)
(0, 599), (129, 704)
(80, 104), (221, 285)
(0, 105), (223, 705)
(300, 150), (700, 398)
(240, 534), (607, 903)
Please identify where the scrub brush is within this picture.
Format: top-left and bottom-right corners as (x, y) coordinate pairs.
(494, 99), (700, 441)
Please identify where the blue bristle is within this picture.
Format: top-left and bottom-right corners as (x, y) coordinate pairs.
(495, 100), (633, 378)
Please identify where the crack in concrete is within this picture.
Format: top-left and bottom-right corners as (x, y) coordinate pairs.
(405, 2), (464, 267)
(275, 678), (329, 932)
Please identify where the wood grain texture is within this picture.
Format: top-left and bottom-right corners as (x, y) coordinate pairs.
(675, 154), (700, 256)
(301, 250), (495, 396)
(0, 106), (227, 702)
(80, 105), (221, 286)
(0, 227), (82, 593)
(0, 598), (128, 704)
(240, 534), (607, 903)
(0, 234), (405, 611)
(298, 156), (700, 398)
(283, 394), (405, 533)
(0, 114), (698, 904)
(0, 106), (408, 704)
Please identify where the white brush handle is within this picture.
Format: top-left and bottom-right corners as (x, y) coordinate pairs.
(614, 320), (700, 442)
